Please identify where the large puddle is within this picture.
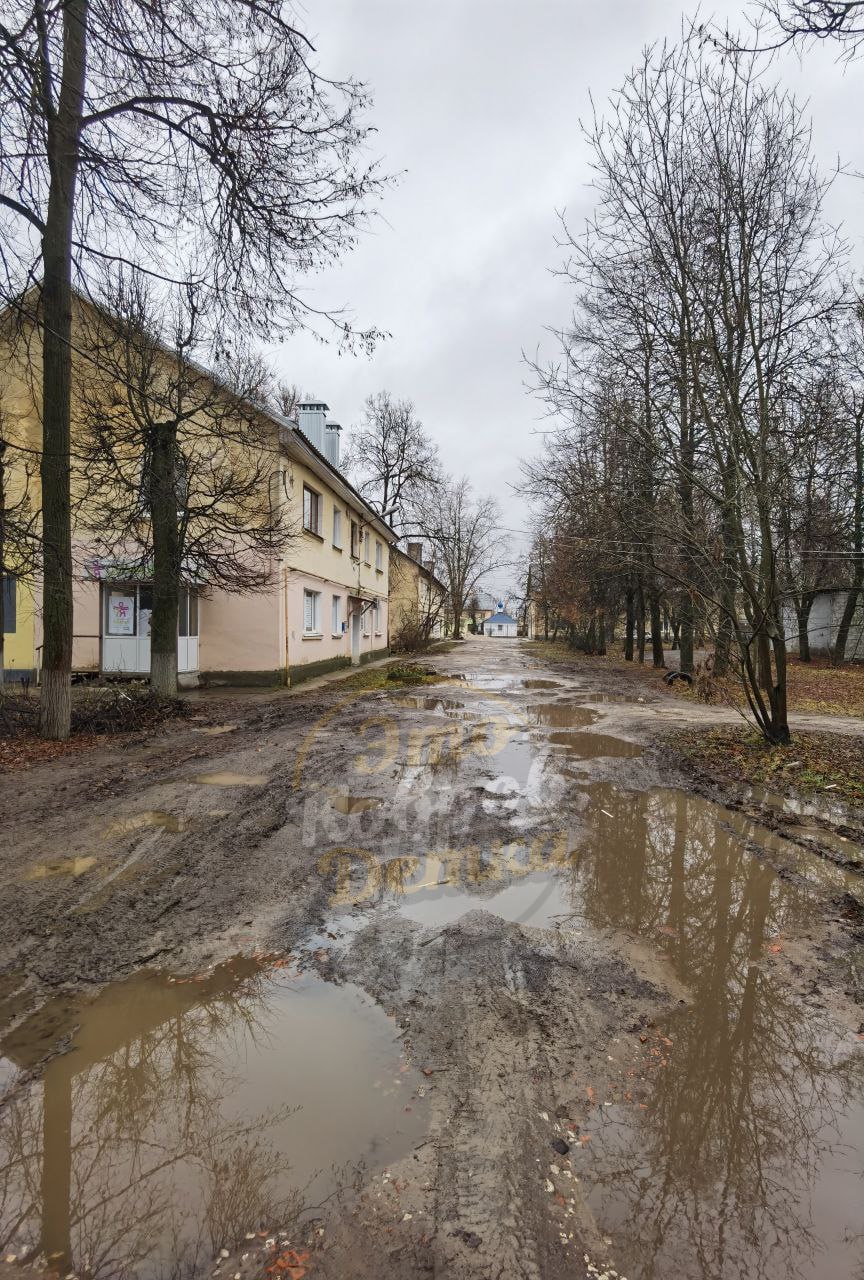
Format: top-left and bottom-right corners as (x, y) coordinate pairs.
(0, 959), (425, 1277)
(323, 775), (864, 1279)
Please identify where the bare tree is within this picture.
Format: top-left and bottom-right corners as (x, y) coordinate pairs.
(344, 392), (441, 530)
(269, 381), (305, 422)
(751, 1), (864, 52)
(529, 36), (846, 742)
(0, 0), (385, 737)
(75, 278), (295, 694)
(418, 477), (504, 638)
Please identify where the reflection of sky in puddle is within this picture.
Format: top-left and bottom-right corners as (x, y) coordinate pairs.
(0, 960), (425, 1279)
(325, 777), (864, 1278)
(394, 871), (573, 928)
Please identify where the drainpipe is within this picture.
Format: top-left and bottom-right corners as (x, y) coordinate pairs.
(283, 565), (291, 686)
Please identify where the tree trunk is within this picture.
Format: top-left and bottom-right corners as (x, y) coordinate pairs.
(834, 411), (863, 665)
(794, 594), (815, 663)
(677, 322), (696, 676)
(596, 608), (607, 656)
(149, 428), (181, 695)
(624, 587), (635, 661)
(0, 443), (5, 686)
(39, 0), (90, 739)
(649, 592), (665, 668)
(833, 588), (861, 666)
(714, 611), (734, 677)
(636, 582), (646, 664)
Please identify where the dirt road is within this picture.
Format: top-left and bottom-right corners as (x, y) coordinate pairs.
(0, 639), (862, 1280)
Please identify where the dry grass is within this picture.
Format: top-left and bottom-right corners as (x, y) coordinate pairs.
(666, 724), (864, 808)
(525, 640), (864, 718)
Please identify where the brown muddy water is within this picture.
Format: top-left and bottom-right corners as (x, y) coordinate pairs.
(325, 767), (864, 1279)
(527, 702), (598, 728)
(0, 958), (425, 1278)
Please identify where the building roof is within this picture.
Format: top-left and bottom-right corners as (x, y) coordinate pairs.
(487, 610), (517, 626)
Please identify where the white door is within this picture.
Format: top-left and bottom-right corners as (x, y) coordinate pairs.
(351, 605), (361, 665)
(177, 588), (199, 673)
(102, 585), (150, 674)
(103, 584), (198, 674)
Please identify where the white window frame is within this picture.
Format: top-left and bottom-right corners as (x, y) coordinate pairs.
(303, 589), (322, 636)
(375, 540), (383, 571)
(332, 507), (343, 549)
(350, 520), (360, 559)
(373, 598), (381, 634)
(363, 530), (371, 564)
(331, 594), (342, 636)
(362, 603), (371, 637)
(303, 485), (322, 536)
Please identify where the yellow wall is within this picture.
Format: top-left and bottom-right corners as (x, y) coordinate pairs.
(0, 297), (395, 679)
(284, 455), (389, 600)
(3, 579), (36, 674)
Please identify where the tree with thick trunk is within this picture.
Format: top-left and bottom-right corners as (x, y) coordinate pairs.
(1, 0), (385, 734)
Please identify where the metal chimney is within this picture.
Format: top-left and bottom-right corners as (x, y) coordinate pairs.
(297, 401), (328, 452)
(324, 421), (342, 468)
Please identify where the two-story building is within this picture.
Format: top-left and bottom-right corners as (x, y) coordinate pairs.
(389, 542), (447, 648)
(0, 296), (395, 686)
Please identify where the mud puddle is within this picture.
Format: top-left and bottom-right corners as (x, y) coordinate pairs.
(395, 694), (466, 713)
(563, 785), (864, 1280)
(0, 958), (426, 1278)
(528, 702), (598, 728)
(548, 730), (643, 758)
(331, 794), (383, 815)
(24, 855), (98, 881)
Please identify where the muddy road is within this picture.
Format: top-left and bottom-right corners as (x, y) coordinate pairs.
(0, 639), (862, 1280)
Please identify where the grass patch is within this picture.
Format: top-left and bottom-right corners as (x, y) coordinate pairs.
(667, 724), (864, 806)
(333, 661), (442, 693)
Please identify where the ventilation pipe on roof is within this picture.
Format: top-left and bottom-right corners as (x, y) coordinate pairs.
(324, 422), (342, 468)
(297, 401), (328, 452)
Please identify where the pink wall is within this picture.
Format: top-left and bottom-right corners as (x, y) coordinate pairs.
(286, 569), (388, 670)
(199, 586), (281, 674)
(71, 578), (101, 671)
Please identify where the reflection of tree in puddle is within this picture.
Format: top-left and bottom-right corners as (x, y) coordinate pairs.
(0, 964), (333, 1279)
(577, 789), (864, 1280)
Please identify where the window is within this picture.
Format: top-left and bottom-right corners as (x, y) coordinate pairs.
(375, 540), (383, 571)
(332, 508), (343, 549)
(362, 603), (371, 637)
(350, 520), (360, 559)
(303, 589), (321, 635)
(178, 587), (199, 638)
(303, 485), (322, 536)
(363, 530), (370, 564)
(1, 577), (16, 634)
(373, 598), (381, 634)
(106, 588), (136, 636)
(331, 594), (342, 635)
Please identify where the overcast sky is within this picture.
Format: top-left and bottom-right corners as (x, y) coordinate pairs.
(267, 1), (863, 589)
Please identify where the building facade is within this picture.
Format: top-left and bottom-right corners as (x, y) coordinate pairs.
(389, 543), (447, 647)
(0, 299), (394, 686)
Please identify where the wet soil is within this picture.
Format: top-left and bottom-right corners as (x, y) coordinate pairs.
(0, 639), (861, 1280)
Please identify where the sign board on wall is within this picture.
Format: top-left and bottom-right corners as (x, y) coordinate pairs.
(107, 592), (135, 636)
